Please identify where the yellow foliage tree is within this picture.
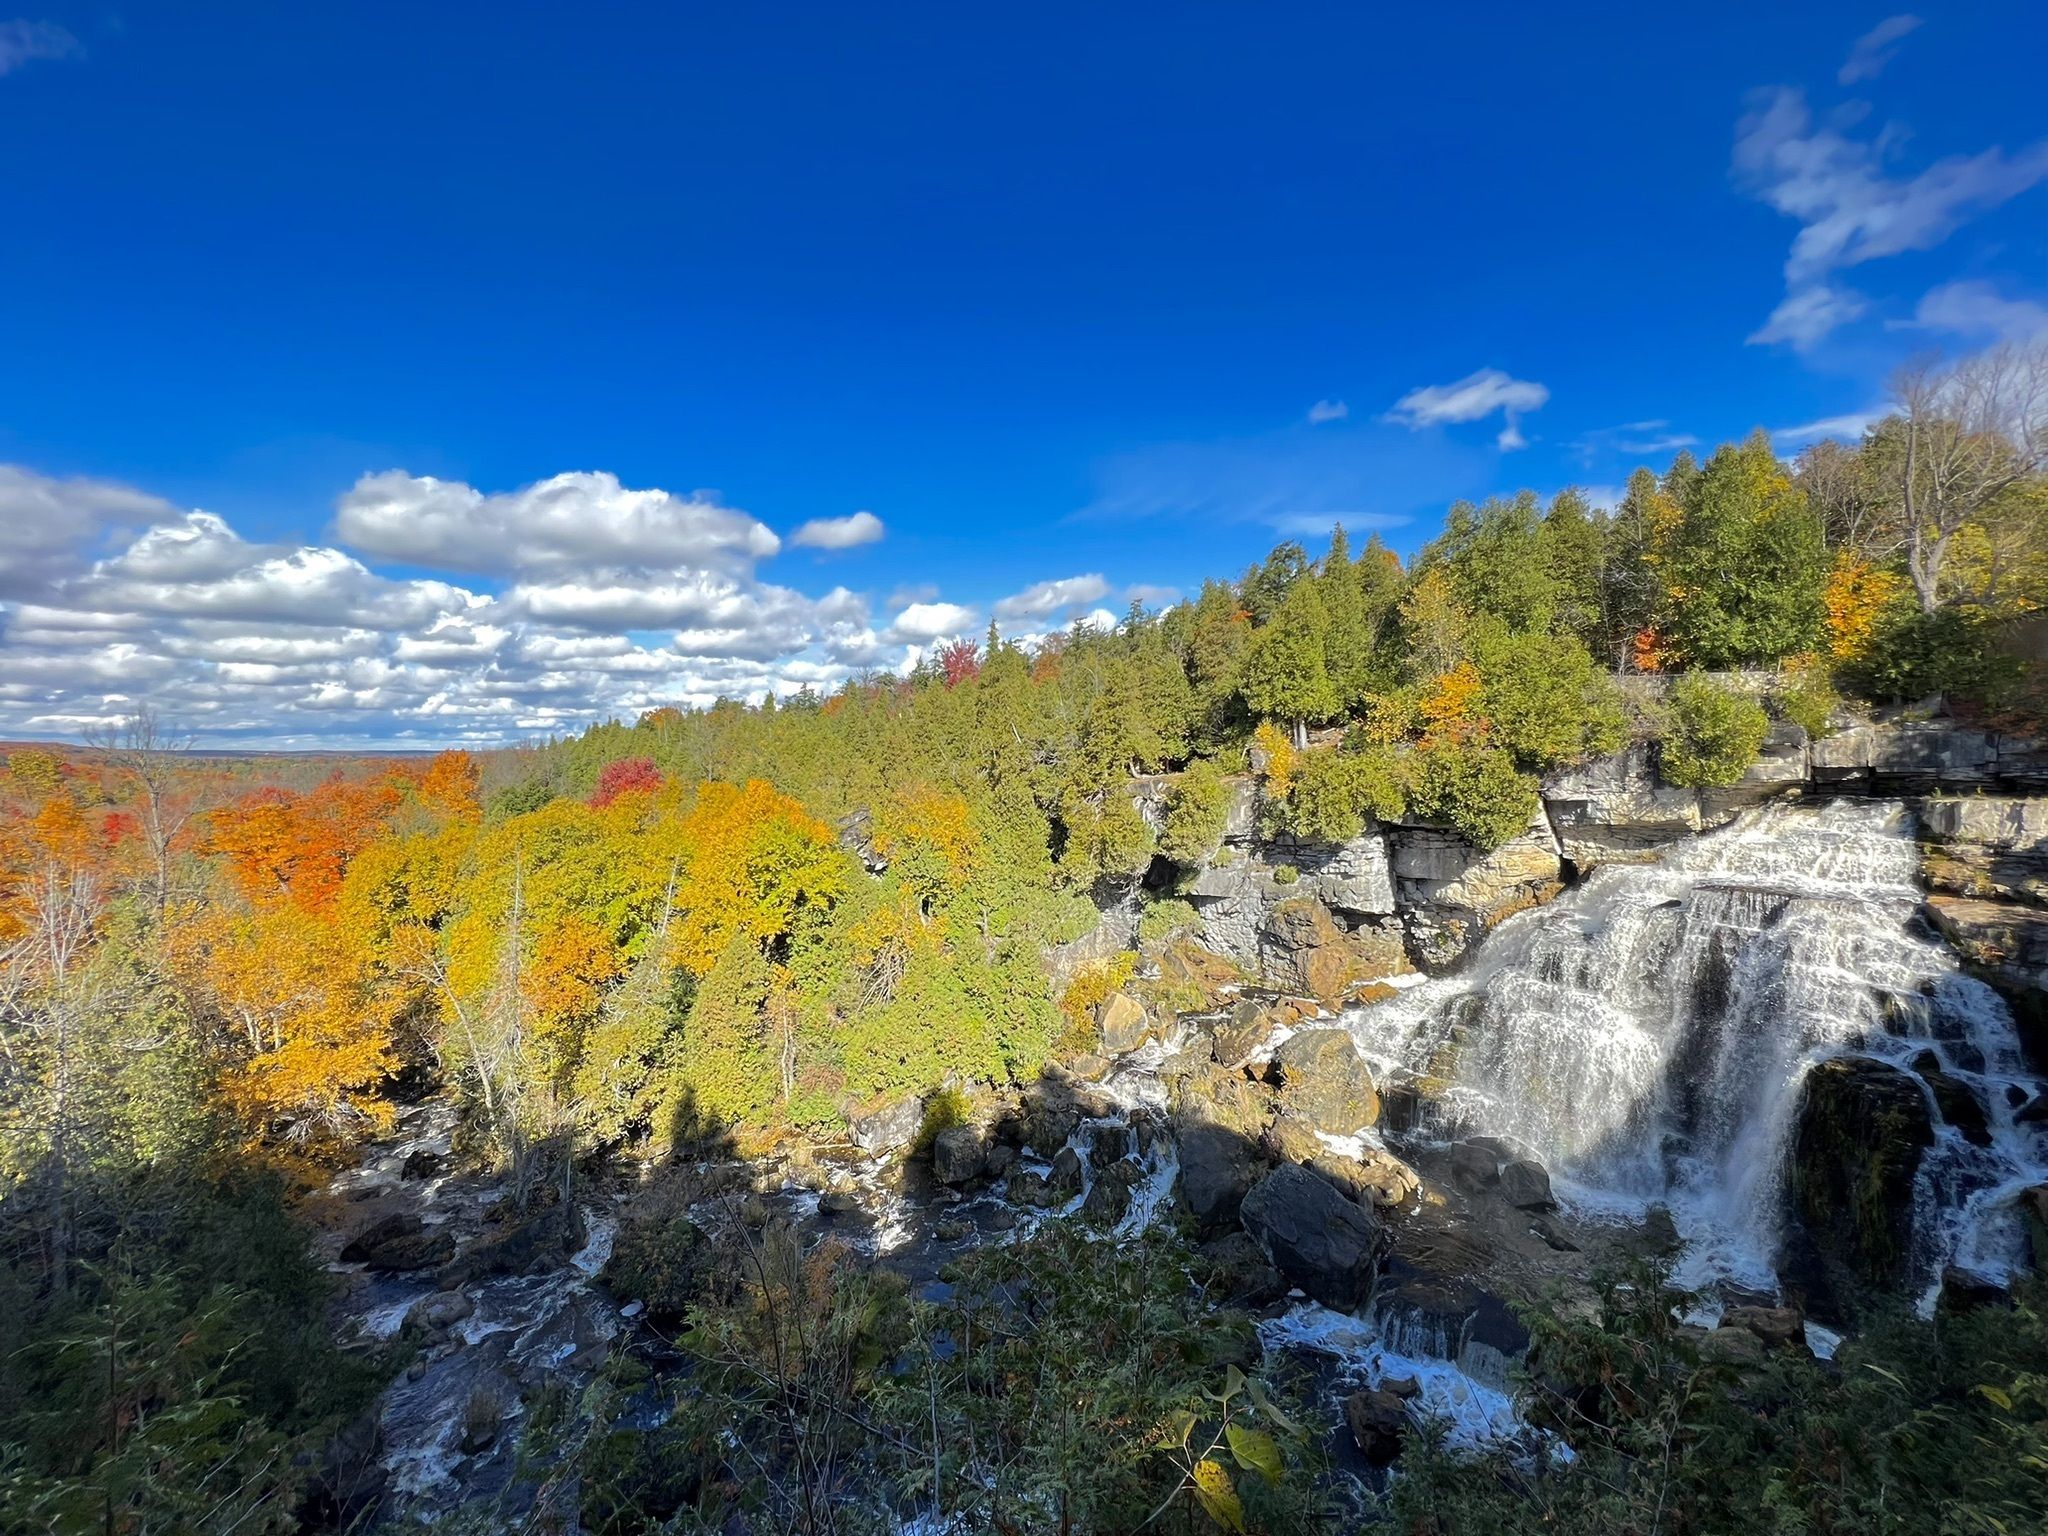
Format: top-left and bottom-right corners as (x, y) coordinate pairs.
(1823, 554), (1909, 662)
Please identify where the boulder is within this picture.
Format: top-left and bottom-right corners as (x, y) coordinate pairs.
(1259, 898), (1361, 1002)
(848, 1095), (924, 1155)
(1720, 1304), (1807, 1353)
(1198, 1230), (1288, 1307)
(1345, 1388), (1410, 1466)
(1175, 1123), (1262, 1237)
(1937, 1267), (2011, 1315)
(1238, 1163), (1387, 1310)
(1499, 1158), (1555, 1211)
(1082, 1159), (1142, 1227)
(1268, 1028), (1380, 1134)
(1006, 1169), (1054, 1209)
(1307, 1149), (1418, 1209)
(1170, 1060), (1276, 1140)
(1097, 992), (1154, 1055)
(341, 1212), (457, 1272)
(400, 1148), (442, 1180)
(1449, 1139), (1501, 1191)
(931, 1125), (986, 1186)
(1211, 999), (1273, 1069)
(1048, 1146), (1086, 1202)
(1789, 1057), (1936, 1287)
(1920, 1067), (1993, 1147)
(1697, 1325), (1767, 1369)
(436, 1203), (584, 1288)
(406, 1289), (475, 1333)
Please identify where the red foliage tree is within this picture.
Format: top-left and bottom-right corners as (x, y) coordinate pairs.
(590, 756), (664, 808)
(936, 638), (981, 688)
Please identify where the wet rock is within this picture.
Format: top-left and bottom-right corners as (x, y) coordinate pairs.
(818, 1190), (862, 1217)
(341, 1212), (457, 1272)
(1006, 1170), (1052, 1208)
(849, 1095), (924, 1155)
(1918, 1066), (1993, 1147)
(1268, 1028), (1380, 1134)
(298, 1409), (385, 1530)
(1088, 1123), (1132, 1169)
(1262, 1114), (1324, 1167)
(1175, 1123), (1261, 1237)
(1022, 1087), (1085, 1160)
(1449, 1140), (1501, 1191)
(1048, 1146), (1086, 1201)
(1938, 1267), (2012, 1314)
(1530, 1213), (1581, 1252)
(407, 1289), (475, 1332)
(1697, 1325), (1767, 1369)
(931, 1125), (986, 1186)
(933, 1217), (972, 1243)
(1344, 1388), (1409, 1467)
(400, 1148), (442, 1180)
(1721, 1304), (1807, 1353)
(1198, 1231), (1288, 1308)
(1097, 991), (1154, 1054)
(1081, 1163), (1136, 1226)
(436, 1203), (584, 1288)
(1239, 1163), (1387, 1310)
(1790, 1056), (1936, 1287)
(1067, 1052), (1113, 1082)
(982, 1141), (1018, 1181)
(1306, 1150), (1417, 1210)
(1499, 1158), (1555, 1211)
(1211, 999), (1272, 1069)
(1380, 1373), (1421, 1400)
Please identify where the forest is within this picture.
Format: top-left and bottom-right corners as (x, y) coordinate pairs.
(3, 368), (2047, 1533)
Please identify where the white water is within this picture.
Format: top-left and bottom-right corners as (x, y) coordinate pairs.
(1342, 799), (2048, 1305)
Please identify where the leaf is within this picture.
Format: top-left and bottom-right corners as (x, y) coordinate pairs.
(1863, 1363), (1907, 1387)
(1152, 1408), (1198, 1450)
(1191, 1458), (1246, 1534)
(1973, 1383), (2014, 1411)
(1225, 1422), (1284, 1484)
(1223, 1363), (1246, 1400)
(1248, 1376), (1302, 1436)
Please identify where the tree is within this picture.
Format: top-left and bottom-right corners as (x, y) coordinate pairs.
(1419, 491), (1558, 631)
(1657, 674), (1769, 788)
(1398, 568), (1470, 680)
(1890, 342), (2048, 612)
(87, 709), (205, 916)
(1157, 759), (1232, 867)
(589, 756), (664, 808)
(1538, 489), (1609, 649)
(1238, 581), (1337, 745)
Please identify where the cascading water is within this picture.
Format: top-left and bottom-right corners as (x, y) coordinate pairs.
(1344, 798), (2048, 1307)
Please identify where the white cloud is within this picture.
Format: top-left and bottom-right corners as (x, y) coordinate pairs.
(0, 465), (180, 596)
(1772, 410), (1884, 445)
(1124, 583), (1181, 609)
(0, 463), (951, 747)
(1747, 283), (1870, 350)
(0, 19), (78, 77)
(1735, 85), (2048, 349)
(1385, 368), (1549, 450)
(1306, 399), (1348, 424)
(1905, 278), (2048, 342)
(993, 573), (1111, 621)
(1839, 14), (1921, 86)
(789, 509), (885, 550)
(885, 601), (977, 642)
(335, 469), (781, 576)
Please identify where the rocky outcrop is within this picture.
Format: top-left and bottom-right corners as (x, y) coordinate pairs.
(1175, 1123), (1263, 1237)
(1788, 1056), (1936, 1288)
(1541, 743), (1716, 866)
(341, 1211), (456, 1272)
(1386, 811), (1564, 968)
(1926, 896), (2048, 1063)
(1919, 797), (2048, 907)
(1238, 1163), (1388, 1310)
(1267, 1027), (1380, 1134)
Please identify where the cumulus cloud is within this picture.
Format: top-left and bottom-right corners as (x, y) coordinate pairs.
(0, 463), (957, 747)
(335, 469), (781, 576)
(1839, 14), (1921, 86)
(1386, 368), (1549, 450)
(1306, 399), (1349, 424)
(789, 509), (885, 550)
(1905, 278), (2048, 342)
(0, 465), (181, 597)
(0, 19), (78, 77)
(885, 601), (977, 642)
(1735, 84), (2048, 349)
(993, 574), (1111, 622)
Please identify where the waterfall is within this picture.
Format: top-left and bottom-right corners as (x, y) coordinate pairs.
(1344, 799), (2048, 1304)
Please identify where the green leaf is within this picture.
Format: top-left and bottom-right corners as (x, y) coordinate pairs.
(1974, 1383), (2014, 1411)
(1191, 1458), (1246, 1533)
(1152, 1408), (1199, 1450)
(1223, 1363), (1246, 1401)
(1225, 1422), (1284, 1484)
(1248, 1376), (1302, 1436)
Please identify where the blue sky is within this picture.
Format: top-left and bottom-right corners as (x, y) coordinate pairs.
(1, 4), (2045, 746)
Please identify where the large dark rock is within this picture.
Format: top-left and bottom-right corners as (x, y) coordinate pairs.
(1268, 1027), (1380, 1134)
(1199, 1230), (1288, 1307)
(1789, 1056), (1936, 1288)
(1238, 1163), (1387, 1310)
(1721, 1304), (1808, 1353)
(436, 1203), (584, 1288)
(1344, 1389), (1410, 1467)
(1259, 898), (1359, 1002)
(1175, 1123), (1261, 1237)
(931, 1125), (986, 1185)
(1499, 1158), (1555, 1211)
(1211, 999), (1272, 1068)
(341, 1211), (456, 1272)
(1920, 1068), (1993, 1147)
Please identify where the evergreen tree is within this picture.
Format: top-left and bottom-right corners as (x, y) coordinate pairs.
(1238, 580), (1337, 744)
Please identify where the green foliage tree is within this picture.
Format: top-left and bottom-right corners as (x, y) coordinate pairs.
(1657, 673), (1769, 787)
(1470, 625), (1628, 770)
(1238, 580), (1337, 742)
(1285, 746), (1405, 844)
(1157, 759), (1232, 867)
(1407, 740), (1539, 849)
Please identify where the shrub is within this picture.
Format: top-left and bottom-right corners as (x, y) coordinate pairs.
(1249, 721), (1296, 799)
(1285, 746), (1405, 843)
(1157, 759), (1232, 867)
(1473, 627), (1629, 769)
(1137, 898), (1201, 949)
(1270, 864), (1299, 885)
(1775, 657), (1838, 740)
(1407, 741), (1538, 850)
(1844, 604), (2021, 705)
(1657, 673), (1769, 787)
